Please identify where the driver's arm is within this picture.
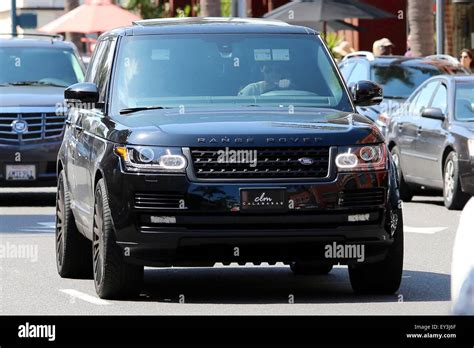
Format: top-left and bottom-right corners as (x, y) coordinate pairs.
(238, 81), (265, 96)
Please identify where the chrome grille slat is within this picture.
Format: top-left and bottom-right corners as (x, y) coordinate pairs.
(191, 147), (330, 179)
(0, 112), (65, 144)
(134, 193), (185, 210)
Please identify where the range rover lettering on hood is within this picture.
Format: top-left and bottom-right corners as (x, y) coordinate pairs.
(196, 137), (324, 144)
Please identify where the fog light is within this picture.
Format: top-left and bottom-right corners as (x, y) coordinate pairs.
(336, 153), (358, 169)
(159, 154), (187, 170)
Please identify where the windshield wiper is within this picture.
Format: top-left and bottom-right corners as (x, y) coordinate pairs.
(119, 106), (170, 115)
(6, 81), (68, 87)
(384, 96), (406, 100)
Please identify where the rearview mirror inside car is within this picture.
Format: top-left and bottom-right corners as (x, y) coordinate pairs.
(350, 80), (383, 107)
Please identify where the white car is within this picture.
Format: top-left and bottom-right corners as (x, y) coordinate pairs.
(451, 198), (474, 314)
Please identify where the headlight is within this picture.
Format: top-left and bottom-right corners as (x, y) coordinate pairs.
(114, 146), (187, 173)
(468, 139), (474, 158)
(336, 144), (387, 172)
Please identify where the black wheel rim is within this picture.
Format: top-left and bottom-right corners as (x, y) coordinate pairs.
(93, 197), (104, 286)
(55, 180), (64, 268)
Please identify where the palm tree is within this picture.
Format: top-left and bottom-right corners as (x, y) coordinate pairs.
(64, 0), (82, 51)
(200, 0), (221, 16)
(407, 0), (434, 57)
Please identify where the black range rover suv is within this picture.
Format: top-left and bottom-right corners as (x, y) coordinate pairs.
(0, 35), (85, 186)
(56, 18), (404, 299)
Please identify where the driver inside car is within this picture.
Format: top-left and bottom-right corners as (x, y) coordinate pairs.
(238, 63), (292, 96)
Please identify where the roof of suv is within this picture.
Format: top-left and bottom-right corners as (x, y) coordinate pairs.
(343, 54), (469, 75)
(105, 17), (317, 37)
(0, 37), (76, 50)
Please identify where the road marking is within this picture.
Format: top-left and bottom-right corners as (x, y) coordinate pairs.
(59, 289), (111, 305)
(404, 226), (447, 234)
(20, 222), (55, 233)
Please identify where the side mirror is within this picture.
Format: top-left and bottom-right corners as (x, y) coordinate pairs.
(350, 80), (383, 107)
(65, 82), (99, 105)
(421, 107), (445, 121)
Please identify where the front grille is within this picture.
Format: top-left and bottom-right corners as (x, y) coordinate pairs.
(190, 147), (330, 179)
(338, 189), (385, 207)
(0, 113), (65, 144)
(134, 192), (186, 210)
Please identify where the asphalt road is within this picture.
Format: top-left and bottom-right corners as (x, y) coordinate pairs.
(0, 187), (461, 315)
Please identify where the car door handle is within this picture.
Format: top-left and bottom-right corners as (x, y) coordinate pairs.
(417, 126), (423, 136)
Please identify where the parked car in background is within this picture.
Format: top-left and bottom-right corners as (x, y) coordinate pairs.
(0, 34), (85, 186)
(386, 75), (474, 210)
(339, 52), (469, 136)
(452, 198), (474, 314)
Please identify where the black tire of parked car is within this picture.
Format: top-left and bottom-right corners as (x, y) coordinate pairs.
(92, 179), (143, 299)
(348, 209), (404, 294)
(56, 170), (93, 279)
(443, 151), (470, 210)
(391, 146), (413, 202)
(290, 262), (333, 275)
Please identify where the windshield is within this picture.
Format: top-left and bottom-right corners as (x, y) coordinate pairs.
(371, 65), (441, 98)
(111, 34), (353, 114)
(455, 83), (474, 121)
(0, 47), (85, 87)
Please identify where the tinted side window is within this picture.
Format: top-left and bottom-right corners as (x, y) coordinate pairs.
(347, 63), (368, 85)
(410, 81), (439, 117)
(86, 40), (106, 83)
(86, 39), (116, 102)
(431, 84), (448, 114)
(95, 39), (116, 101)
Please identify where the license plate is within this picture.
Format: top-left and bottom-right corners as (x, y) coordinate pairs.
(240, 188), (287, 213)
(6, 165), (36, 181)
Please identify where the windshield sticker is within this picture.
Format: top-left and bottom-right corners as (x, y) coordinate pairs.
(272, 49), (290, 61)
(254, 49), (272, 61)
(151, 49), (171, 61)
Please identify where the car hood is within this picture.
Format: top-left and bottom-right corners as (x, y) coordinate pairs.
(0, 86), (64, 107)
(109, 107), (384, 147)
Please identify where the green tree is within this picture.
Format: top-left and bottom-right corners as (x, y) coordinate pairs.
(125, 0), (170, 19)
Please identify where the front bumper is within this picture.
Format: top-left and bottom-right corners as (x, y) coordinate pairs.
(103, 159), (399, 267)
(0, 141), (61, 187)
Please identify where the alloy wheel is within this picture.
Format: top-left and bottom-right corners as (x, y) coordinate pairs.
(92, 201), (104, 287)
(55, 184), (64, 268)
(444, 159), (455, 203)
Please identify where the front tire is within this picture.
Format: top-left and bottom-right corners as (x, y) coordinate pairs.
(348, 209), (404, 294)
(391, 146), (413, 202)
(56, 170), (93, 279)
(92, 179), (143, 299)
(443, 152), (469, 210)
